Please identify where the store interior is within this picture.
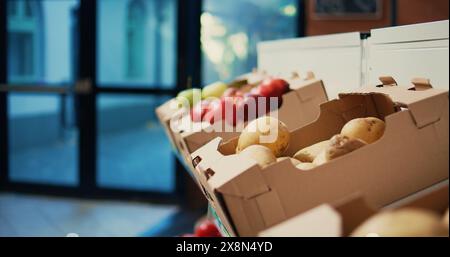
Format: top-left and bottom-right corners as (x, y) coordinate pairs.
(0, 0), (448, 237)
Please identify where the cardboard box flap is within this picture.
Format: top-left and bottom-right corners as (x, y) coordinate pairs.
(155, 99), (180, 122)
(286, 93), (397, 154)
(290, 79), (327, 102)
(337, 92), (398, 119)
(259, 205), (342, 237)
(333, 194), (378, 236)
(260, 184), (449, 237)
(182, 121), (240, 153)
(214, 165), (270, 199)
(191, 137), (270, 199)
(339, 84), (448, 129)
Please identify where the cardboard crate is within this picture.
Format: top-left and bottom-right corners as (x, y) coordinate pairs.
(191, 77), (449, 236)
(156, 74), (328, 170)
(260, 181), (449, 237)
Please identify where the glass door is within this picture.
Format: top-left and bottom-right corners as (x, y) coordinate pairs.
(0, 0), (181, 202)
(4, 0), (81, 187)
(96, 0), (177, 193)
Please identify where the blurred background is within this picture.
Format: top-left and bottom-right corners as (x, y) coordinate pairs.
(0, 0), (448, 236)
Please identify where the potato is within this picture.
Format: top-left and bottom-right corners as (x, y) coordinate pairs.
(236, 116), (290, 157)
(296, 162), (316, 171)
(313, 135), (367, 166)
(341, 117), (385, 144)
(351, 208), (448, 237)
(312, 150), (327, 166)
(239, 145), (277, 168)
(277, 157), (302, 166)
(293, 140), (329, 163)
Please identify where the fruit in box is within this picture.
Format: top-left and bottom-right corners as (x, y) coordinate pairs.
(191, 100), (211, 122)
(341, 117), (385, 144)
(293, 140), (330, 163)
(277, 157), (302, 166)
(351, 208), (449, 237)
(239, 145), (277, 168)
(313, 135), (367, 166)
(194, 220), (222, 237)
(296, 162), (316, 170)
(203, 98), (225, 124)
(179, 75), (289, 126)
(176, 88), (202, 108)
(258, 78), (289, 98)
(202, 81), (228, 99)
(223, 96), (244, 126)
(223, 87), (239, 97)
(236, 116), (290, 157)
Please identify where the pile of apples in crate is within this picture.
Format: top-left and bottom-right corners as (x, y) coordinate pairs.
(175, 70), (290, 126)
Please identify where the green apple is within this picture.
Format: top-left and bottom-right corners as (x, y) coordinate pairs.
(176, 88), (202, 108)
(202, 81), (228, 99)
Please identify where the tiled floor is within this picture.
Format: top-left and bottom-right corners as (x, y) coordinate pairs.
(0, 193), (178, 237)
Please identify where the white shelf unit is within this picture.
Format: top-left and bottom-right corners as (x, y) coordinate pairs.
(257, 32), (364, 100)
(258, 20), (449, 96)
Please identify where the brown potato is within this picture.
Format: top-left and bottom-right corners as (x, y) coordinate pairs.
(312, 150), (327, 166)
(239, 145), (277, 168)
(296, 162), (316, 171)
(293, 140), (329, 163)
(313, 135), (367, 166)
(236, 116), (290, 157)
(277, 157), (302, 166)
(341, 117), (385, 144)
(351, 208), (449, 237)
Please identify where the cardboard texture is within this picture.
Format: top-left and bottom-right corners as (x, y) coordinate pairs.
(156, 76), (329, 172)
(259, 181), (449, 237)
(191, 77), (449, 236)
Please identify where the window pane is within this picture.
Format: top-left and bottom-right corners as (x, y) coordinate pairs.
(6, 0), (80, 186)
(97, 0), (177, 88)
(201, 0), (298, 84)
(7, 0), (79, 84)
(97, 94), (175, 192)
(7, 0), (17, 16)
(8, 94), (78, 186)
(24, 0), (34, 17)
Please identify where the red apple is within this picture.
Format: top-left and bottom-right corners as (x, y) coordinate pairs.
(237, 94), (259, 123)
(223, 96), (242, 126)
(190, 100), (211, 122)
(258, 78), (289, 98)
(203, 98), (225, 124)
(194, 220), (222, 237)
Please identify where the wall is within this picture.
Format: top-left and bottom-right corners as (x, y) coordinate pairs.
(397, 0), (449, 25)
(305, 0), (449, 36)
(305, 0), (392, 35)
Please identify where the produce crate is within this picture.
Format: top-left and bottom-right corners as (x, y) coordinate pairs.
(191, 77), (449, 236)
(155, 73), (328, 178)
(259, 181), (449, 237)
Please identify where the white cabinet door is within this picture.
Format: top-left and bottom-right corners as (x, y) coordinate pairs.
(257, 32), (363, 100)
(367, 20), (449, 89)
